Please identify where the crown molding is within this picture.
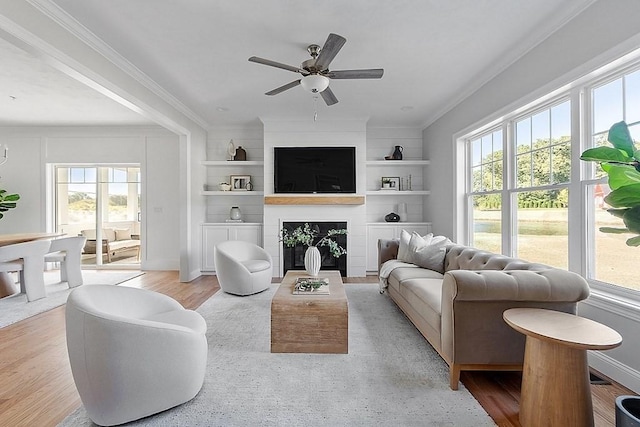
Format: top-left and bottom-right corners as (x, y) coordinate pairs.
(24, 0), (210, 130)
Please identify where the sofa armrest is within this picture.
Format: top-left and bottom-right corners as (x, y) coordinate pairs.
(439, 268), (590, 368)
(377, 239), (399, 275)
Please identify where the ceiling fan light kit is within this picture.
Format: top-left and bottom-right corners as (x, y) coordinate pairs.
(300, 74), (329, 93)
(248, 33), (383, 106)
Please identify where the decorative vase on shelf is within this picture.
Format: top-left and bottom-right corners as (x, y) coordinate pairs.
(234, 146), (247, 161)
(398, 202), (407, 222)
(304, 246), (321, 276)
(227, 139), (236, 161)
(392, 145), (403, 160)
(229, 206), (242, 220)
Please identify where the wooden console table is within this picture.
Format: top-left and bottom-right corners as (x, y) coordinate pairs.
(503, 308), (622, 427)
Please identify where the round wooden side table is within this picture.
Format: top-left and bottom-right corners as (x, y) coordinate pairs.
(503, 308), (622, 427)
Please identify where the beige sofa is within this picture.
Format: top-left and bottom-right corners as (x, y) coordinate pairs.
(378, 237), (590, 390)
(81, 228), (140, 262)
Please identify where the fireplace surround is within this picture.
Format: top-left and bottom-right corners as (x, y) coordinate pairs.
(281, 221), (347, 277)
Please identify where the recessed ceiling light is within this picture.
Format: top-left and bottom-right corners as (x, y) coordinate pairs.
(400, 106), (413, 111)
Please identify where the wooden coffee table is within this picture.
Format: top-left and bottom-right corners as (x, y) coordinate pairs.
(503, 308), (622, 427)
(271, 270), (348, 354)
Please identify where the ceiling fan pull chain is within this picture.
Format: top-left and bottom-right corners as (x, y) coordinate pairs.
(313, 96), (318, 122)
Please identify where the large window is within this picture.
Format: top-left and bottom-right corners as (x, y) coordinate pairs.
(468, 101), (571, 268)
(464, 59), (640, 294)
(587, 69), (640, 291)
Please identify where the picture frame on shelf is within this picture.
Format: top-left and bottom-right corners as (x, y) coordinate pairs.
(231, 175), (251, 191)
(381, 176), (400, 191)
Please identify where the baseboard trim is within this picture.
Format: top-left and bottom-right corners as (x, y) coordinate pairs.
(589, 351), (640, 394)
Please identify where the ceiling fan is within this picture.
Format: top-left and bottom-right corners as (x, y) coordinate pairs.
(248, 33), (384, 106)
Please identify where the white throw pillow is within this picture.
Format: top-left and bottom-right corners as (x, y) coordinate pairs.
(399, 230), (433, 262)
(408, 233), (452, 273)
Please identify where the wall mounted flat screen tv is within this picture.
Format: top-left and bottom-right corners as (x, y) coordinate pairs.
(274, 146), (356, 193)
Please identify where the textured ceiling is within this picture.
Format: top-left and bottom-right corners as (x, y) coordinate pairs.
(0, 0), (595, 127)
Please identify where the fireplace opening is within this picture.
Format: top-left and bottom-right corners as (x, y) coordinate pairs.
(282, 221), (347, 277)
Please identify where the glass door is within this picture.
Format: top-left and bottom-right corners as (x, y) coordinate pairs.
(55, 165), (141, 267)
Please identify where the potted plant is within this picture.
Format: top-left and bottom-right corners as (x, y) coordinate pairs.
(583, 121), (640, 426)
(0, 188), (19, 219)
(580, 121), (640, 246)
(280, 223), (347, 276)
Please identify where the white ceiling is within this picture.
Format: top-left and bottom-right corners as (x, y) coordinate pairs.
(1, 0), (595, 128)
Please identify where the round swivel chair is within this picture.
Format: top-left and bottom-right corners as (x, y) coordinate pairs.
(66, 285), (208, 426)
(213, 240), (272, 296)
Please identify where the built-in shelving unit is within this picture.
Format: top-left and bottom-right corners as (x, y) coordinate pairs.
(202, 158), (265, 223)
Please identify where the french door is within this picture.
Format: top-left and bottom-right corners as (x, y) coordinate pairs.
(54, 165), (141, 267)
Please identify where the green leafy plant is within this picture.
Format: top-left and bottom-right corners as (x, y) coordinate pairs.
(280, 223), (348, 258)
(0, 189), (19, 219)
(580, 121), (640, 246)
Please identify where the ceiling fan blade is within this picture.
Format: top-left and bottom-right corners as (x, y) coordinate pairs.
(249, 56), (305, 74)
(327, 69), (384, 79)
(320, 87), (338, 106)
(265, 79), (301, 96)
(315, 33), (347, 71)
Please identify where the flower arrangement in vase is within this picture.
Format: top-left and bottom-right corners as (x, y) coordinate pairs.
(280, 223), (347, 276)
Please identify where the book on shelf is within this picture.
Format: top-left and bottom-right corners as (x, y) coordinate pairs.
(293, 277), (330, 295)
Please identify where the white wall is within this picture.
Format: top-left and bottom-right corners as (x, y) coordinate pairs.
(0, 126), (181, 270)
(422, 0), (640, 393)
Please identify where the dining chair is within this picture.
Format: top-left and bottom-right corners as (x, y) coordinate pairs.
(45, 236), (86, 288)
(0, 240), (51, 301)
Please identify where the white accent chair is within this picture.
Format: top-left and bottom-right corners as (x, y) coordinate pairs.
(44, 236), (86, 288)
(66, 285), (208, 426)
(0, 240), (51, 301)
(214, 240), (272, 296)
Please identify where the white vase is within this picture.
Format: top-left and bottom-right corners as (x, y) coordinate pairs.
(304, 246), (321, 276)
(397, 203), (407, 222)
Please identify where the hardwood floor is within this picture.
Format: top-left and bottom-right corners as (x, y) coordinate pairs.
(0, 271), (634, 426)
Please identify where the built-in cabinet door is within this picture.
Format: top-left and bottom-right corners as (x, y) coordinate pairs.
(202, 224), (262, 272)
(366, 223), (433, 272)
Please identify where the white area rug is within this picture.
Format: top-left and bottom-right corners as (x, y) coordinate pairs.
(61, 283), (496, 427)
(0, 270), (143, 328)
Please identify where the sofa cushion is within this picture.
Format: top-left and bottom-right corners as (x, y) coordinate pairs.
(388, 266), (443, 292)
(81, 228), (117, 242)
(241, 259), (271, 273)
(115, 228), (132, 241)
(399, 278), (443, 335)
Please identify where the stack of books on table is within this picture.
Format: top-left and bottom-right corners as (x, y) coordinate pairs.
(293, 277), (330, 295)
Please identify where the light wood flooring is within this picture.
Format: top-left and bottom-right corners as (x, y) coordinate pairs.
(0, 271), (634, 426)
